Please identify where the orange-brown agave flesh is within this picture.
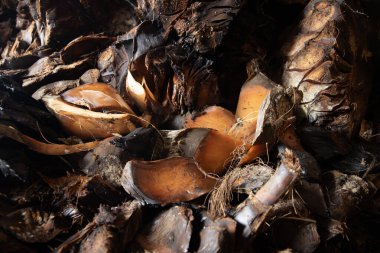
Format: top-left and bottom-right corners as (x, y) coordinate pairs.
(121, 157), (218, 205)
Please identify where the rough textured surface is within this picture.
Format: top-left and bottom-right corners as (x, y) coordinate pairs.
(283, 0), (371, 138)
(136, 206), (193, 253)
(0, 0), (379, 252)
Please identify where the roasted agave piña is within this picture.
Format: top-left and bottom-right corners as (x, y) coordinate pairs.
(282, 0), (372, 138)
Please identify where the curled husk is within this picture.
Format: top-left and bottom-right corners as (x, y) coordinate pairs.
(184, 106), (236, 135)
(121, 157), (218, 205)
(41, 83), (144, 139)
(42, 95), (139, 139)
(162, 128), (241, 175)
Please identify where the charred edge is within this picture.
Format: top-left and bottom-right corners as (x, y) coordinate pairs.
(280, 148), (302, 175)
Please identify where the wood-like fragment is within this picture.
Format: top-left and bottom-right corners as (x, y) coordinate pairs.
(197, 212), (237, 253)
(234, 148), (301, 237)
(0, 124), (101, 155)
(23, 56), (94, 92)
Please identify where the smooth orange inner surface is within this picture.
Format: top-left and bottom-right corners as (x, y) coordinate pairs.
(185, 106), (236, 134)
(132, 157), (217, 204)
(236, 83), (271, 120)
(238, 144), (269, 166)
(62, 83), (134, 113)
(232, 84), (271, 141)
(194, 130), (241, 175)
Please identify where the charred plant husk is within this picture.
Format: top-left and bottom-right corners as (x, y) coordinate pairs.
(0, 1), (379, 252)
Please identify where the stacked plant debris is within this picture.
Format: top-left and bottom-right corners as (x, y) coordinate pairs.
(1, 0), (380, 252)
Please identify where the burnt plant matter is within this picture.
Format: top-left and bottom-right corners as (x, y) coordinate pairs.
(0, 0), (379, 252)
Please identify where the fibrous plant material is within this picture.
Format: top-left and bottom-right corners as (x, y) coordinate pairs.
(78, 225), (116, 253)
(0, 207), (70, 243)
(282, 0), (372, 138)
(136, 0), (242, 54)
(135, 205), (193, 253)
(252, 86), (301, 145)
(322, 170), (376, 220)
(0, 0), (379, 252)
(234, 148), (302, 237)
(55, 201), (142, 253)
(79, 136), (129, 187)
(129, 45), (220, 122)
(41, 174), (125, 214)
(209, 163), (273, 218)
(252, 198), (320, 253)
(103, 20), (221, 123)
